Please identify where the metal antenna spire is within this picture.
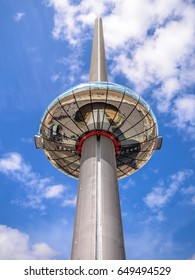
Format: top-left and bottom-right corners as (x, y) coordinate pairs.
(89, 18), (108, 82)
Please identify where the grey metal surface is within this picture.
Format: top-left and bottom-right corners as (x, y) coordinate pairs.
(154, 136), (163, 150)
(71, 134), (125, 260)
(89, 18), (108, 82)
(87, 109), (111, 132)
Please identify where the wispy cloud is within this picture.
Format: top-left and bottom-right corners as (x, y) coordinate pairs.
(21, 137), (33, 144)
(14, 12), (26, 22)
(144, 169), (194, 210)
(0, 225), (57, 260)
(172, 94), (195, 139)
(57, 54), (85, 84)
(190, 147), (195, 160)
(51, 73), (60, 82)
(120, 177), (135, 190)
(51, 53), (85, 86)
(125, 228), (173, 259)
(0, 152), (73, 210)
(0, 152), (23, 173)
(155, 211), (166, 222)
(44, 184), (66, 199)
(181, 185), (195, 205)
(63, 196), (77, 207)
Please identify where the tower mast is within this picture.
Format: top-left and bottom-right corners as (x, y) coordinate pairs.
(71, 18), (126, 260)
(89, 18), (108, 82)
(36, 17), (162, 261)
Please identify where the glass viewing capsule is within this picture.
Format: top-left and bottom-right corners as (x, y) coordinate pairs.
(35, 82), (162, 179)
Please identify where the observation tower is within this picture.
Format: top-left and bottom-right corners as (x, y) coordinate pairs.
(35, 18), (162, 260)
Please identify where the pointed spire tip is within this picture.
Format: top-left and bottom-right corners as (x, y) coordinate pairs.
(89, 18), (108, 82)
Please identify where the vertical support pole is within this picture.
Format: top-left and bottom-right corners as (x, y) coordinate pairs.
(71, 135), (126, 259)
(89, 18), (108, 82)
(71, 18), (125, 260)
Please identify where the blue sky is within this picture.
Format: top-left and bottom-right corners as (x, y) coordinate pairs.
(0, 0), (195, 260)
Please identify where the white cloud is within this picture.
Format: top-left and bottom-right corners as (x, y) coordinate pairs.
(150, 168), (159, 175)
(143, 210), (166, 224)
(57, 54), (85, 84)
(31, 243), (57, 259)
(125, 228), (173, 259)
(156, 211), (166, 222)
(144, 169), (194, 210)
(191, 254), (195, 260)
(47, 0), (107, 44)
(0, 152), (23, 172)
(190, 147), (195, 160)
(112, 10), (194, 94)
(51, 54), (85, 85)
(120, 177), (135, 190)
(191, 196), (195, 205)
(51, 73), (60, 82)
(144, 186), (167, 209)
(14, 12), (26, 22)
(21, 137), (33, 144)
(0, 152), (45, 189)
(63, 196), (76, 207)
(0, 152), (68, 209)
(0, 225), (57, 260)
(46, 0), (195, 138)
(44, 184), (65, 198)
(172, 94), (195, 139)
(181, 185), (195, 195)
(181, 185), (195, 205)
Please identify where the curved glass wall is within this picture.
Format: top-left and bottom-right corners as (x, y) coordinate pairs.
(39, 82), (159, 178)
